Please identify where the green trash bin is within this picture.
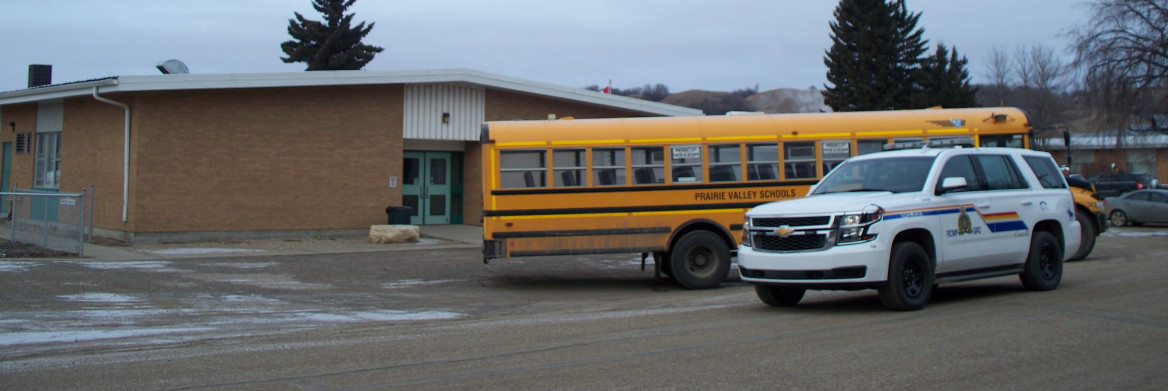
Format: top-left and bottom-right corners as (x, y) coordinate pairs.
(386, 206), (413, 225)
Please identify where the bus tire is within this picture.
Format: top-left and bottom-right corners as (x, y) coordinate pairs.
(670, 230), (731, 289)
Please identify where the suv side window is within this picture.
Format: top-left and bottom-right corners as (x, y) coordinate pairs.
(937, 155), (980, 193)
(1022, 156), (1067, 189)
(975, 155), (1028, 190)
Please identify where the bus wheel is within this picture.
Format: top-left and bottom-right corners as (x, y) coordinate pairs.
(670, 231), (731, 289)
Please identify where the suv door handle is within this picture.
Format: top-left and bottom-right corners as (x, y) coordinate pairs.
(1022, 201), (1033, 206)
(977, 204), (991, 209)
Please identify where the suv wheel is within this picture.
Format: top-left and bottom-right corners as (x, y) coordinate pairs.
(878, 242), (934, 311)
(1020, 231), (1063, 291)
(1109, 210), (1128, 226)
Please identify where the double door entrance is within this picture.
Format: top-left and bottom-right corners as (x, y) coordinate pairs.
(402, 151), (462, 225)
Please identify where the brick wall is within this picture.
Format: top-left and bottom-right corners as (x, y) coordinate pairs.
(61, 98), (132, 231)
(124, 84), (404, 234)
(0, 103), (38, 192)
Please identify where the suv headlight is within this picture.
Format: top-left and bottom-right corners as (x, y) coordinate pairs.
(837, 204), (882, 244)
(741, 218), (753, 247)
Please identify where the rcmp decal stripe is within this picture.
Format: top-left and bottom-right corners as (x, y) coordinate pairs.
(883, 205), (1028, 233)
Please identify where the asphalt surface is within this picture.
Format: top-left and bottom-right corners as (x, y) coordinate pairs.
(2, 225), (1167, 390)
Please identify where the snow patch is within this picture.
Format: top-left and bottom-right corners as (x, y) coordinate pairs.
(142, 248), (266, 255)
(71, 261), (179, 272)
(296, 309), (464, 322)
(0, 327), (215, 346)
(0, 261), (37, 273)
(1105, 230), (1168, 238)
(208, 262), (279, 269)
(381, 279), (462, 289)
(58, 293), (142, 303)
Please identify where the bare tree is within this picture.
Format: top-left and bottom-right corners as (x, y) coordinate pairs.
(983, 45), (1013, 106)
(1014, 44), (1074, 146)
(1070, 0), (1168, 129)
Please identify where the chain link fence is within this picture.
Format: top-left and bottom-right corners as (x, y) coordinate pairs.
(0, 189), (88, 257)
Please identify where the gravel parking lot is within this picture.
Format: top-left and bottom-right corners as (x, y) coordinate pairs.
(2, 225), (1166, 390)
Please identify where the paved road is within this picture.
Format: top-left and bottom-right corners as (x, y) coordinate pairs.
(2, 226), (1167, 390)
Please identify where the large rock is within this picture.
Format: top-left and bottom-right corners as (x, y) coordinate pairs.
(369, 225), (420, 244)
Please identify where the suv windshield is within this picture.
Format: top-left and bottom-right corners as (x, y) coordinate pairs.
(811, 156), (937, 195)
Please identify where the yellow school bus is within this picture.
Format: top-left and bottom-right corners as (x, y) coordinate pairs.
(481, 107), (1032, 289)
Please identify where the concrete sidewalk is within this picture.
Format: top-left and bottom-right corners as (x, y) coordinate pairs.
(73, 224), (484, 261)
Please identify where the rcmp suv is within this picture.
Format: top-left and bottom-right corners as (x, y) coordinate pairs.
(738, 147), (1081, 311)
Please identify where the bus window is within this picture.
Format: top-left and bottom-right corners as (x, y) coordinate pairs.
(708, 144), (741, 182)
(670, 144), (703, 183)
(784, 142), (816, 179)
(857, 139), (885, 155)
(592, 147), (626, 186)
(981, 134), (1024, 148)
(631, 146), (666, 185)
(499, 149), (547, 188)
(553, 148), (586, 187)
(746, 143), (778, 181)
(821, 140), (851, 174)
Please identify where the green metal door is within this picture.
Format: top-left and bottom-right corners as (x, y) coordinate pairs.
(402, 151), (455, 225)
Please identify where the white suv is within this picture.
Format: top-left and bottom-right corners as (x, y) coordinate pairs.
(738, 147), (1081, 310)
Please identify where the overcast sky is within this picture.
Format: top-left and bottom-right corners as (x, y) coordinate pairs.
(1, 0), (1091, 94)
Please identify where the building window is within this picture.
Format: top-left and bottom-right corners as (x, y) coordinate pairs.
(34, 132), (61, 189)
(1127, 150), (1156, 176)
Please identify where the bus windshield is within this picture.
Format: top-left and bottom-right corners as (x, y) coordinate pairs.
(811, 156), (937, 195)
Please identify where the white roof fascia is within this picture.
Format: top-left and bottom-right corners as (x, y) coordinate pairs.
(0, 79), (118, 105)
(1, 69), (703, 117)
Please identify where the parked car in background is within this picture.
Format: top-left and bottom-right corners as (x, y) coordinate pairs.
(1104, 189), (1168, 226)
(1089, 172), (1158, 198)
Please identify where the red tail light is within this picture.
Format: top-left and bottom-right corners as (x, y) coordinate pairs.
(1138, 183), (1144, 189)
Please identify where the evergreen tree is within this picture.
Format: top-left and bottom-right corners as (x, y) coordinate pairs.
(822, 0), (927, 111)
(911, 44), (978, 108)
(281, 0), (384, 70)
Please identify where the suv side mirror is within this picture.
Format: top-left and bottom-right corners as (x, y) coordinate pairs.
(938, 177), (968, 194)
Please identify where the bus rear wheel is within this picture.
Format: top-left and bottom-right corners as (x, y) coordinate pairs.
(670, 230), (731, 289)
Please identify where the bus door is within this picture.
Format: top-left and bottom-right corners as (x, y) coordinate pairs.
(403, 151), (453, 225)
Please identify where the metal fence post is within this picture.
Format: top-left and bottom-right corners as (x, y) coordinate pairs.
(88, 185), (94, 243)
(41, 194), (49, 249)
(78, 189), (86, 256)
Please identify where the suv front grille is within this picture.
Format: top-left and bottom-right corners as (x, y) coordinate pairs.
(753, 233), (827, 251)
(749, 214), (833, 252)
(752, 216), (831, 227)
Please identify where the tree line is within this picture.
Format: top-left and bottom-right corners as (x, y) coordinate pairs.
(279, 0), (1165, 134)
